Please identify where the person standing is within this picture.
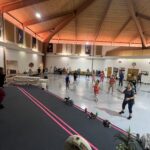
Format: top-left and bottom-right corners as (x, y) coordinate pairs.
(137, 73), (142, 85)
(100, 71), (105, 83)
(92, 70), (96, 83)
(73, 71), (77, 82)
(65, 74), (70, 90)
(130, 76), (137, 94)
(0, 67), (6, 109)
(93, 80), (100, 102)
(44, 68), (48, 79)
(119, 82), (135, 120)
(86, 69), (90, 79)
(119, 70), (124, 87)
(108, 74), (116, 94)
(77, 68), (81, 78)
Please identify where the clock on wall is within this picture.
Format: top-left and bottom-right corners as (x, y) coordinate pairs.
(132, 62), (136, 67)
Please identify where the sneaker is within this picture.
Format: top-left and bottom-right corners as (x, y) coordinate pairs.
(0, 104), (4, 109)
(119, 111), (124, 114)
(127, 116), (132, 120)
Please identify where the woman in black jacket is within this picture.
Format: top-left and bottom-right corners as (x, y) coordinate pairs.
(119, 82), (135, 120)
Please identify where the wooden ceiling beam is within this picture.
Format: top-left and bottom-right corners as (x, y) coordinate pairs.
(43, 14), (74, 42)
(136, 12), (150, 21)
(0, 0), (21, 8)
(127, 0), (147, 47)
(43, 0), (95, 43)
(36, 14), (72, 34)
(23, 11), (74, 27)
(94, 0), (112, 42)
(1, 0), (49, 12)
(113, 17), (132, 42)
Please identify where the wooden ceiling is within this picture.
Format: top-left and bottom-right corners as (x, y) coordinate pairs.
(0, 0), (150, 47)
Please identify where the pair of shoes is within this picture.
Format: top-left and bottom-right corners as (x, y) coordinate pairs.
(119, 111), (124, 114)
(0, 104), (4, 109)
(127, 116), (132, 120)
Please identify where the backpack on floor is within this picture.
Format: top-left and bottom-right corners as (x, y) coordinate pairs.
(103, 120), (111, 128)
(64, 97), (74, 106)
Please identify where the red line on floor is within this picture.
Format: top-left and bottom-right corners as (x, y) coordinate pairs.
(44, 89), (128, 135)
(18, 87), (73, 136)
(18, 87), (99, 150)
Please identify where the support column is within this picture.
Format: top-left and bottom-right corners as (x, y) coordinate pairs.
(42, 42), (48, 69)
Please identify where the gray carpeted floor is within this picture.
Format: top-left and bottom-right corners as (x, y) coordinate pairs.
(0, 86), (143, 150)
(0, 86), (68, 150)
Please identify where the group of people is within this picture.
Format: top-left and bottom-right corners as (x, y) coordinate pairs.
(0, 66), (140, 120)
(65, 69), (138, 120)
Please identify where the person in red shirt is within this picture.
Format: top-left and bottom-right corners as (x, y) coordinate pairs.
(93, 80), (100, 102)
(108, 74), (116, 94)
(100, 71), (105, 83)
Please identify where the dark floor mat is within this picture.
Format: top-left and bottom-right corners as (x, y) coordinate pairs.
(21, 86), (142, 150)
(0, 86), (68, 150)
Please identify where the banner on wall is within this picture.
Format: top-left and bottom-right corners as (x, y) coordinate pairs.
(32, 37), (36, 49)
(16, 27), (23, 44)
(85, 45), (91, 55)
(47, 43), (53, 53)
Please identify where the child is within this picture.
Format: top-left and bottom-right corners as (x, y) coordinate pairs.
(108, 74), (116, 94)
(65, 74), (70, 90)
(100, 71), (105, 83)
(93, 80), (100, 102)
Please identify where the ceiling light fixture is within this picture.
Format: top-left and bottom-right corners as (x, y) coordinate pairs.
(86, 42), (89, 45)
(35, 12), (41, 19)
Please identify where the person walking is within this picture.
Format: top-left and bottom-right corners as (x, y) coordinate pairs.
(119, 82), (135, 120)
(93, 80), (100, 102)
(100, 71), (105, 83)
(108, 74), (116, 94)
(119, 70), (124, 87)
(65, 74), (70, 90)
(137, 73), (142, 85)
(73, 71), (77, 82)
(92, 70), (96, 83)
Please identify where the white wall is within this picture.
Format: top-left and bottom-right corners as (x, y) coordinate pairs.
(46, 56), (104, 71)
(104, 58), (150, 79)
(0, 46), (4, 67)
(46, 56), (150, 79)
(5, 48), (42, 73)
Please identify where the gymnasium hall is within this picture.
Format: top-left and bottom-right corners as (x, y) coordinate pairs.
(0, 0), (150, 149)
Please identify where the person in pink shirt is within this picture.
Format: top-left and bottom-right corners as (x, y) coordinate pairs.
(93, 80), (100, 102)
(108, 74), (116, 94)
(100, 71), (105, 83)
